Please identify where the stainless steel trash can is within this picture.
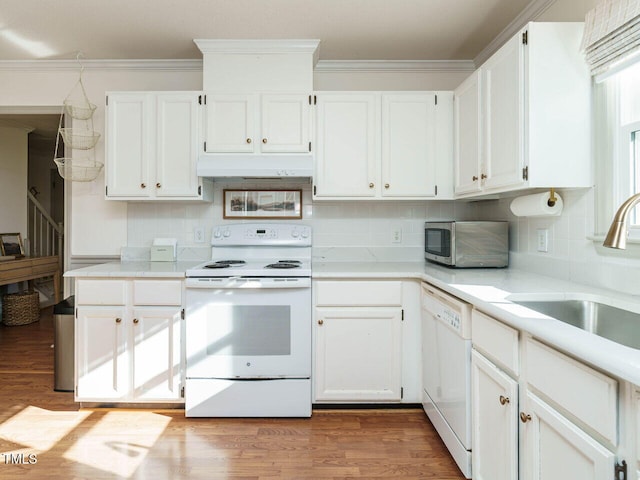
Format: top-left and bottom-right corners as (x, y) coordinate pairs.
(53, 296), (74, 392)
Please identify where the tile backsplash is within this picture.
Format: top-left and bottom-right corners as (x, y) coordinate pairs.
(127, 182), (640, 296)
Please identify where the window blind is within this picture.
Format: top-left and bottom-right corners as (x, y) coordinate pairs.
(582, 0), (640, 76)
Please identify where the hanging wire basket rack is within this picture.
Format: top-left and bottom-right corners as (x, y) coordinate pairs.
(54, 157), (104, 182)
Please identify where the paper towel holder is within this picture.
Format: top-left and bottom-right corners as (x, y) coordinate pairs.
(548, 188), (557, 207)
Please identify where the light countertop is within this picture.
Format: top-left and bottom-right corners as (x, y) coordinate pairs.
(64, 261), (202, 278)
(64, 259), (640, 385)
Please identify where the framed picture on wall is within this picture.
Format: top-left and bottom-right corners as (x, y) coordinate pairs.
(0, 233), (25, 257)
(223, 190), (302, 219)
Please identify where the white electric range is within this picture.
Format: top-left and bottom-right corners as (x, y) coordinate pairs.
(184, 223), (312, 417)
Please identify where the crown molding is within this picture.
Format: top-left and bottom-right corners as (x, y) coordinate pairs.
(194, 39), (321, 65)
(473, 0), (557, 67)
(0, 59), (203, 71)
(315, 59), (475, 73)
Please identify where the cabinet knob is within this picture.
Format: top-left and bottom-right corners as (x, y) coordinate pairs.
(499, 395), (510, 405)
(519, 412), (532, 423)
(115, 317), (122, 323)
(481, 173), (488, 180)
(141, 183), (146, 189)
(262, 138), (267, 144)
(246, 138), (252, 144)
(156, 182), (161, 188)
(133, 318), (139, 324)
(369, 183), (375, 188)
(472, 176), (478, 181)
(318, 319), (324, 325)
(384, 183), (390, 189)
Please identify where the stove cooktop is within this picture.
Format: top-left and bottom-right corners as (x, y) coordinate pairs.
(187, 258), (311, 277)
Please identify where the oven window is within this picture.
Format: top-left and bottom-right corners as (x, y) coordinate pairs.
(206, 305), (291, 356)
(425, 228), (451, 257)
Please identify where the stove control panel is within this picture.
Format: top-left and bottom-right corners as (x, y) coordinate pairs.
(211, 223), (312, 246)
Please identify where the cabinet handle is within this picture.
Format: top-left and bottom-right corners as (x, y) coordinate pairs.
(246, 138), (252, 144)
(481, 173), (488, 180)
(318, 319), (324, 325)
(156, 182), (161, 188)
(520, 412), (532, 423)
(140, 183), (146, 189)
(262, 138), (267, 144)
(499, 395), (510, 405)
(369, 183), (375, 188)
(133, 318), (139, 324)
(115, 317), (122, 323)
(472, 176), (478, 181)
(384, 183), (390, 189)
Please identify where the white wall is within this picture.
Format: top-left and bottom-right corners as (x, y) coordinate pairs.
(0, 126), (29, 239)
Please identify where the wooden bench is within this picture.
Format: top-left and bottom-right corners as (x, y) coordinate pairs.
(0, 256), (61, 304)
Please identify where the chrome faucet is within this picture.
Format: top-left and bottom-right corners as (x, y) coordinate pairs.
(603, 192), (640, 249)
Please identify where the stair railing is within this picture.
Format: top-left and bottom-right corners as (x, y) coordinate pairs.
(27, 191), (64, 271)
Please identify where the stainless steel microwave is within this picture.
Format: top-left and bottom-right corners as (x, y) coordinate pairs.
(424, 221), (509, 268)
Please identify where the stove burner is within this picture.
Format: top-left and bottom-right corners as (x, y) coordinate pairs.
(265, 263), (301, 269)
(214, 260), (246, 265)
(203, 263), (231, 269)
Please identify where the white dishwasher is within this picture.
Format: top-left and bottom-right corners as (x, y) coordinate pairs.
(421, 283), (472, 479)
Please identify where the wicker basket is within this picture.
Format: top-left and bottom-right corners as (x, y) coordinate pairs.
(2, 291), (40, 326)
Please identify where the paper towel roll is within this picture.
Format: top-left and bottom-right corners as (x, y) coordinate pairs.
(509, 191), (563, 217)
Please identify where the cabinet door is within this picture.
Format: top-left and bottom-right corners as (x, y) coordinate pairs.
(204, 94), (256, 152)
(482, 33), (525, 191)
(131, 307), (182, 401)
(156, 93), (201, 198)
(314, 307), (402, 401)
(261, 94), (310, 153)
(381, 93), (437, 198)
(471, 350), (518, 480)
(454, 70), (483, 195)
(76, 306), (129, 400)
(314, 93), (379, 198)
(106, 93), (153, 197)
(521, 391), (616, 480)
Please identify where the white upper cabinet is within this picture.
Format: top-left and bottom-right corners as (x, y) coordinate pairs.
(106, 92), (211, 201)
(314, 91), (453, 200)
(454, 22), (591, 198)
(454, 70), (483, 195)
(314, 93), (379, 198)
(203, 93), (311, 153)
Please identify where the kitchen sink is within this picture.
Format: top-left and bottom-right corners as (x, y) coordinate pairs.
(510, 298), (640, 350)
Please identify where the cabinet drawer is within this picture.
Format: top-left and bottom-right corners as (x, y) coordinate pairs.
(76, 279), (127, 305)
(472, 310), (519, 376)
(525, 338), (617, 445)
(315, 281), (402, 307)
(133, 280), (182, 306)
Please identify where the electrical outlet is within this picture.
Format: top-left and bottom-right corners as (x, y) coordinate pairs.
(392, 227), (402, 244)
(537, 229), (549, 252)
(194, 227), (205, 243)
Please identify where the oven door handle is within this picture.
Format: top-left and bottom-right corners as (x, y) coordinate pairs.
(185, 277), (311, 289)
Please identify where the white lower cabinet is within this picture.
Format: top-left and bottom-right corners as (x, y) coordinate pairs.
(521, 391), (615, 480)
(313, 280), (403, 402)
(75, 278), (184, 403)
(471, 310), (624, 480)
(471, 349), (518, 480)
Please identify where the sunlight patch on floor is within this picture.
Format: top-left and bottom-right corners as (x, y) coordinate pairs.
(63, 410), (171, 477)
(0, 405), (91, 452)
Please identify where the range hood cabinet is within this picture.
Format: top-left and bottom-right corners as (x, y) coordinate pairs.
(196, 154), (313, 179)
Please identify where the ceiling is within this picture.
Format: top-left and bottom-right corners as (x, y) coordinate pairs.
(0, 0), (537, 62)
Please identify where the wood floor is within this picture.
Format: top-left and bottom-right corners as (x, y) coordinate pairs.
(0, 307), (466, 480)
